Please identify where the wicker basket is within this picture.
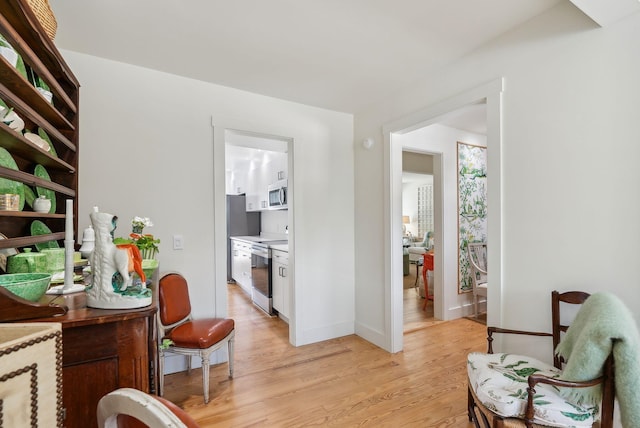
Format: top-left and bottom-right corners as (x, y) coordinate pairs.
(26, 0), (57, 40)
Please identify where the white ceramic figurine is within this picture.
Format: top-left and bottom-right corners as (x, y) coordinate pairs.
(86, 210), (151, 309)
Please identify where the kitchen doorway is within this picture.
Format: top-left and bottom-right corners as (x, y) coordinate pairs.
(223, 129), (294, 340)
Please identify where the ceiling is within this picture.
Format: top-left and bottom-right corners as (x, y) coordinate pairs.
(48, 0), (567, 114)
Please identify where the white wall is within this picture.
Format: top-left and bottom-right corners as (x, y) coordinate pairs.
(355, 1), (640, 362)
(63, 50), (355, 370)
(261, 209), (289, 237)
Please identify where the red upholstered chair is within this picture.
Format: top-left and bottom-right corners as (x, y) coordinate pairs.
(421, 252), (434, 310)
(97, 388), (200, 428)
(158, 273), (235, 404)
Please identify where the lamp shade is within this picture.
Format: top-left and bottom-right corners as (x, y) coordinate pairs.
(402, 216), (410, 224)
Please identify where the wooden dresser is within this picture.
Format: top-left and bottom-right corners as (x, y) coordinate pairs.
(0, 277), (159, 428)
(33, 292), (159, 428)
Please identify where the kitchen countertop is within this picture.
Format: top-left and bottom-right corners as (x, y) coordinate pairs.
(230, 235), (266, 243)
(231, 236), (288, 248)
(270, 244), (288, 253)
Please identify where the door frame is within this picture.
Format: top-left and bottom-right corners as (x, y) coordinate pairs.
(382, 78), (504, 352)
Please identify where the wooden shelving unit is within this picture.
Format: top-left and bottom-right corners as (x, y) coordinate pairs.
(0, 5), (159, 426)
(0, 0), (79, 254)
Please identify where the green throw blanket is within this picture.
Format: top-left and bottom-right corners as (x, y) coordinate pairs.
(555, 292), (640, 427)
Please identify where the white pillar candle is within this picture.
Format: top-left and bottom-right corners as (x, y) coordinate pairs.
(46, 199), (85, 294)
(65, 199), (73, 242)
(63, 199), (74, 288)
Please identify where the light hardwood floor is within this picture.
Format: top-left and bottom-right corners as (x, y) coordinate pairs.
(163, 283), (486, 427)
(403, 266), (445, 332)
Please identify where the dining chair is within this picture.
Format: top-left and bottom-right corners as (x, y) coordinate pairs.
(158, 272), (235, 404)
(467, 242), (487, 318)
(97, 387), (199, 428)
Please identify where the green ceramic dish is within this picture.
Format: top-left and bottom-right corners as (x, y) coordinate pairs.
(0, 233), (18, 272)
(38, 128), (57, 157)
(34, 164), (56, 213)
(15, 54), (28, 80)
(141, 259), (159, 279)
(0, 272), (52, 302)
(30, 220), (60, 251)
(24, 185), (36, 209)
(0, 148), (25, 211)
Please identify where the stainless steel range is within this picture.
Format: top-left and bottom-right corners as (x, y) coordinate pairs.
(234, 236), (287, 315)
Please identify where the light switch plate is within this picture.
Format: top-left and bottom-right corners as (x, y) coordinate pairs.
(173, 234), (184, 250)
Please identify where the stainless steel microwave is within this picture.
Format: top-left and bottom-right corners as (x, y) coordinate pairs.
(268, 179), (287, 209)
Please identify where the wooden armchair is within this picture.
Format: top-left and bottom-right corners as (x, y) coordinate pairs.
(467, 242), (487, 318)
(467, 291), (616, 428)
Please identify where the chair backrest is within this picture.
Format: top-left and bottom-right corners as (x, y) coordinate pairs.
(425, 231), (434, 250)
(467, 242), (487, 286)
(551, 290), (591, 369)
(550, 291), (615, 428)
(158, 273), (192, 327)
(97, 388), (199, 428)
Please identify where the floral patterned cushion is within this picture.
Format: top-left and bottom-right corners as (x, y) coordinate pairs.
(467, 352), (600, 427)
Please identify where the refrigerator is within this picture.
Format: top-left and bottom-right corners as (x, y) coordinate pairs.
(226, 194), (261, 281)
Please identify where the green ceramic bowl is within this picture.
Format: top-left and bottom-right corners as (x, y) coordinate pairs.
(142, 259), (159, 279)
(0, 273), (52, 302)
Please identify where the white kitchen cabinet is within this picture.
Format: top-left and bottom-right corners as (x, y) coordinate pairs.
(231, 239), (252, 294)
(245, 163), (269, 211)
(245, 167), (259, 211)
(226, 169), (247, 195)
(231, 240), (241, 283)
(272, 249), (289, 321)
(245, 193), (261, 212)
(271, 152), (288, 183)
(245, 151), (288, 211)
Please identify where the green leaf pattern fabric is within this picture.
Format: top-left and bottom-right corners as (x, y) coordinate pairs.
(468, 352), (600, 427)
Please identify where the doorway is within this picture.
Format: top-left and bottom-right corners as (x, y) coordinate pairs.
(216, 124), (296, 345)
(382, 78), (503, 353)
(399, 107), (488, 318)
(401, 155), (439, 331)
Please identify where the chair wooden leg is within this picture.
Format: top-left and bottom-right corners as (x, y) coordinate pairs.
(468, 386), (490, 428)
(228, 335), (235, 379)
(422, 269), (434, 310)
(422, 272), (428, 310)
(474, 294), (479, 318)
(186, 355), (192, 375)
(201, 353), (210, 404)
(468, 386), (480, 427)
(158, 349), (165, 397)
